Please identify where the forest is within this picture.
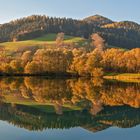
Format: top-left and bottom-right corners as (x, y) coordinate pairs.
(0, 33), (139, 77)
(0, 15), (140, 49)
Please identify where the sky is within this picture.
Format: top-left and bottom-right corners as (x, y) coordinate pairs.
(0, 0), (139, 24)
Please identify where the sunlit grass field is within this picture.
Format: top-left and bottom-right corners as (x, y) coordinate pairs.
(104, 73), (140, 82)
(0, 33), (86, 51)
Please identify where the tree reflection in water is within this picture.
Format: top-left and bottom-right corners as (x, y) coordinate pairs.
(0, 77), (139, 132)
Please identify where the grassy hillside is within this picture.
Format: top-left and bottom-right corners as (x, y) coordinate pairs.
(0, 33), (86, 52)
(0, 15), (140, 49)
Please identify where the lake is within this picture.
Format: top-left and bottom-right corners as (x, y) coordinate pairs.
(0, 77), (139, 140)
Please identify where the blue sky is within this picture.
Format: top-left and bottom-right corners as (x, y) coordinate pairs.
(0, 0), (139, 24)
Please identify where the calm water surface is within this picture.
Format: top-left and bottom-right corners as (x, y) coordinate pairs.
(0, 77), (139, 140)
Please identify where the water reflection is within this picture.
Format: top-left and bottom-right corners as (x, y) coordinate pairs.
(0, 77), (139, 132)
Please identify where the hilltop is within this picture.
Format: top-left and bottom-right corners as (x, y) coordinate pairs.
(83, 14), (113, 25)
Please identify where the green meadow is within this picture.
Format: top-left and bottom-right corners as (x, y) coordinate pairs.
(0, 33), (86, 52)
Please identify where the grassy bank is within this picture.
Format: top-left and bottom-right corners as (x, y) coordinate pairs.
(104, 73), (140, 82)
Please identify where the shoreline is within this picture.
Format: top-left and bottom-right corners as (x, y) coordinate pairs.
(0, 73), (140, 80)
(0, 72), (79, 78)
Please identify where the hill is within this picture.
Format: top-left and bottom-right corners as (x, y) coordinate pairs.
(83, 14), (113, 25)
(102, 21), (140, 30)
(0, 15), (140, 49)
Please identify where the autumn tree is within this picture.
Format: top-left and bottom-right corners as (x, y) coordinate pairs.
(10, 60), (23, 73)
(31, 48), (73, 74)
(21, 51), (32, 66)
(70, 53), (88, 76)
(1, 63), (13, 74)
(92, 68), (104, 77)
(24, 61), (41, 74)
(86, 49), (103, 76)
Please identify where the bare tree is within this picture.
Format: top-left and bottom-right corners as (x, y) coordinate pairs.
(91, 33), (105, 51)
(56, 32), (65, 46)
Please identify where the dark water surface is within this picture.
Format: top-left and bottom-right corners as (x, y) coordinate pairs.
(0, 77), (139, 140)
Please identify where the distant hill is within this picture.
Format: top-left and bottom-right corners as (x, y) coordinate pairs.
(102, 21), (140, 30)
(83, 14), (113, 25)
(0, 15), (140, 49)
